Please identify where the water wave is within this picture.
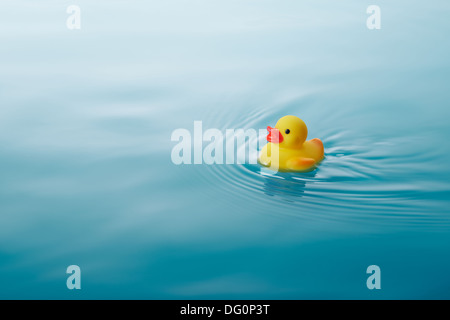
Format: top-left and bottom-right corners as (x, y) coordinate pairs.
(192, 94), (450, 228)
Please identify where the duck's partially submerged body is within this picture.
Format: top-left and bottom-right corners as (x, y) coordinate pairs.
(258, 115), (324, 172)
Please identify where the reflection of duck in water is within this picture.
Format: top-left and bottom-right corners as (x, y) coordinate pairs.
(259, 115), (324, 172)
(261, 169), (317, 201)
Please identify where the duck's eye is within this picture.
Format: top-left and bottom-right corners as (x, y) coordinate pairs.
(285, 129), (290, 134)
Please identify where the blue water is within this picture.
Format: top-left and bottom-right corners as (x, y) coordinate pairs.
(1, 1), (450, 299)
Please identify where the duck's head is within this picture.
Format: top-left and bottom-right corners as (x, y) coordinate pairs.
(267, 115), (308, 148)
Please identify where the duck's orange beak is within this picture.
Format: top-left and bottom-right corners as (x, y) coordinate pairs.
(267, 126), (283, 143)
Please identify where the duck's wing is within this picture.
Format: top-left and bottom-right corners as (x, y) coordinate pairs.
(286, 157), (316, 171)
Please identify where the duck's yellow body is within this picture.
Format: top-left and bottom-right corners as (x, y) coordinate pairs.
(258, 115), (324, 172)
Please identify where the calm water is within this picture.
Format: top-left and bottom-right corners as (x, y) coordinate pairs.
(1, 1), (450, 299)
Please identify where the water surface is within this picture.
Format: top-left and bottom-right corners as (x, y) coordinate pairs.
(0, 0), (450, 299)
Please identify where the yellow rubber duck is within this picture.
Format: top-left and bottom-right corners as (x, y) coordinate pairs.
(259, 115), (324, 172)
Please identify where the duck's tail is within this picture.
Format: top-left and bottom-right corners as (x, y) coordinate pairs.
(309, 138), (324, 160)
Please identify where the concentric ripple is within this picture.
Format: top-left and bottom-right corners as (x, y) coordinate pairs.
(192, 94), (450, 228)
